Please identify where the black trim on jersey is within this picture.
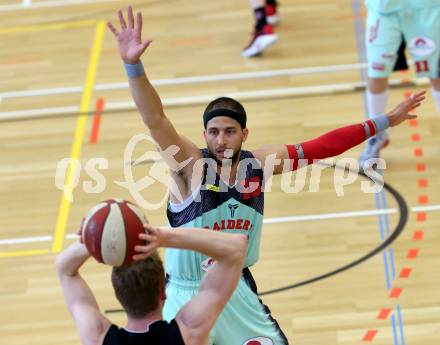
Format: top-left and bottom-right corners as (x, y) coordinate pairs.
(167, 149), (265, 227)
(103, 319), (184, 345)
(242, 268), (290, 345)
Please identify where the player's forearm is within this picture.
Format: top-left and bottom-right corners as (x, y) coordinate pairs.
(126, 68), (166, 129)
(162, 228), (247, 264)
(287, 115), (389, 169)
(304, 117), (384, 157)
(56, 242), (91, 277)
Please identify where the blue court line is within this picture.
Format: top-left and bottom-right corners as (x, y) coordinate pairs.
(382, 250), (391, 289)
(376, 191), (392, 289)
(389, 247), (396, 280)
(397, 305), (406, 345)
(381, 185), (398, 281)
(392, 313), (399, 344)
(350, 1), (405, 343)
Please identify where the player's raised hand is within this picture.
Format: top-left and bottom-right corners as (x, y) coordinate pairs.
(107, 6), (152, 64)
(387, 90), (426, 127)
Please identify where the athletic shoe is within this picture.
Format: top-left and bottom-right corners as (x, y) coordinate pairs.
(265, 3), (279, 25)
(242, 24), (278, 57)
(359, 132), (390, 169)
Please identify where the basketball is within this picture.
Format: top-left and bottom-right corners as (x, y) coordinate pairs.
(80, 199), (147, 267)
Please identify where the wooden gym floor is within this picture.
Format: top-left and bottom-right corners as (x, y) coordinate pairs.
(0, 0), (439, 344)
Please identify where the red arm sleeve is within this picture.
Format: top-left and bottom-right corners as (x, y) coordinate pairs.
(286, 119), (377, 171)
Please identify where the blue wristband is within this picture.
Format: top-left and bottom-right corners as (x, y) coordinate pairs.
(124, 61), (145, 78)
(372, 115), (389, 133)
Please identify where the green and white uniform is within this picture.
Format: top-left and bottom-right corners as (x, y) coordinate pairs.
(365, 0), (440, 78)
(164, 149), (288, 345)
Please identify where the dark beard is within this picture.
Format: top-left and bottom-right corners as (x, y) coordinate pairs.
(207, 146), (241, 166)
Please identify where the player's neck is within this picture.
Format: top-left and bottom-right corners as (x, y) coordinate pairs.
(215, 153), (241, 185)
(125, 310), (163, 332)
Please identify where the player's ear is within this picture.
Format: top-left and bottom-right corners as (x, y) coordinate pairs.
(242, 128), (249, 142)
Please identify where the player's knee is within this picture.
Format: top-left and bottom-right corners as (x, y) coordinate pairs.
(368, 77), (389, 93)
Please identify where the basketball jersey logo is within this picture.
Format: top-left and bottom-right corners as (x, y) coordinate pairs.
(243, 337), (274, 345)
(409, 36), (436, 57)
(228, 203), (239, 217)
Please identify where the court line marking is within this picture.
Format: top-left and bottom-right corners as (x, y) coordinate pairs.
(0, 61), (423, 100)
(52, 20), (106, 253)
(350, 0), (405, 340)
(89, 97), (105, 144)
(0, 78), (430, 121)
(361, 92), (421, 343)
(0, 236), (52, 245)
(0, 63), (367, 98)
(0, 249), (49, 258)
(0, 19), (96, 34)
(0, 0), (119, 12)
(2, 203), (439, 246)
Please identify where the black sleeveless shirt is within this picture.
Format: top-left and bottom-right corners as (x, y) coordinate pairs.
(103, 319), (184, 345)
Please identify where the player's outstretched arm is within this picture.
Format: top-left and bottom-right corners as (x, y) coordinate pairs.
(134, 225), (247, 345)
(253, 90), (426, 174)
(107, 6), (201, 168)
(56, 242), (112, 345)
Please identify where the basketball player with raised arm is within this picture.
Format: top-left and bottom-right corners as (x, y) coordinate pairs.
(107, 6), (426, 344)
(56, 224), (246, 345)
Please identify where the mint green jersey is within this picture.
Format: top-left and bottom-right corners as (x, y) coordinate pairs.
(165, 149), (264, 280)
(366, 0), (440, 13)
(164, 149), (288, 344)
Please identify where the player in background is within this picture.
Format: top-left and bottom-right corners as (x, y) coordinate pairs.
(242, 0), (279, 57)
(360, 0), (440, 164)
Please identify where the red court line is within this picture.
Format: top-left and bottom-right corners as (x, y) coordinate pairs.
(418, 195), (428, 204)
(411, 134), (421, 142)
(416, 212), (427, 222)
(416, 163), (426, 172)
(360, 90), (428, 342)
(413, 231), (424, 240)
(389, 288), (403, 298)
(362, 330), (378, 342)
(89, 97), (105, 144)
(409, 119), (418, 127)
(414, 148), (423, 157)
(359, 89), (426, 341)
(399, 268), (412, 278)
(407, 249), (419, 259)
(418, 179), (428, 188)
(377, 308), (391, 320)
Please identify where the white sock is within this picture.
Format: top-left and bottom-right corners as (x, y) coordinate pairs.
(431, 87), (440, 113)
(366, 89), (389, 138)
(366, 89), (388, 119)
(250, 0), (265, 10)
